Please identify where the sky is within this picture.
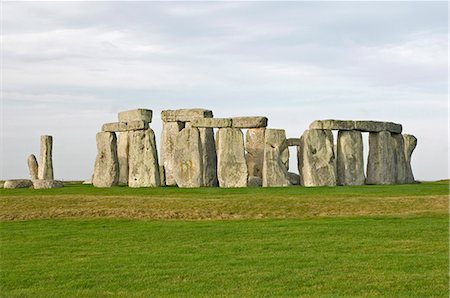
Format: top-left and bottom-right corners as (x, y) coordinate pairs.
(1, 1), (448, 181)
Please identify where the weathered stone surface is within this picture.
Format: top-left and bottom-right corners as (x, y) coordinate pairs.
(354, 121), (402, 133)
(288, 172), (300, 185)
(160, 121), (185, 186)
(191, 118), (232, 128)
(231, 117), (268, 128)
(287, 138), (301, 147)
(262, 129), (290, 187)
(118, 109), (152, 123)
(159, 165), (166, 186)
(3, 179), (33, 189)
(117, 132), (130, 184)
(391, 133), (408, 184)
(38, 135), (54, 180)
(32, 179), (64, 189)
(173, 127), (203, 188)
(27, 154), (39, 180)
(102, 120), (148, 132)
(216, 128), (248, 188)
(245, 128), (265, 179)
(128, 129), (160, 188)
(248, 176), (262, 187)
(298, 129), (336, 187)
(336, 130), (365, 186)
(161, 109), (213, 122)
(199, 128), (218, 187)
(309, 120), (354, 131)
(403, 134), (417, 183)
(366, 131), (396, 185)
(93, 132), (119, 188)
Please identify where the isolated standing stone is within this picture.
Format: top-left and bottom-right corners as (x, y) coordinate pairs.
(262, 129), (290, 187)
(216, 128), (248, 187)
(27, 154), (39, 180)
(38, 135), (54, 180)
(336, 130), (365, 186)
(245, 128), (265, 179)
(160, 121), (185, 186)
(93, 132), (119, 187)
(366, 131), (396, 185)
(298, 129), (336, 187)
(403, 134), (417, 183)
(128, 128), (160, 188)
(391, 133), (408, 184)
(173, 127), (203, 188)
(199, 128), (218, 186)
(117, 132), (130, 184)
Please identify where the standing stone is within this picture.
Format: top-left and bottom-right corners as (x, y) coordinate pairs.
(391, 133), (408, 184)
(38, 135), (54, 180)
(366, 131), (396, 185)
(117, 132), (130, 184)
(159, 165), (166, 186)
(216, 128), (248, 187)
(173, 127), (203, 188)
(262, 129), (290, 187)
(93, 132), (119, 187)
(336, 130), (365, 186)
(199, 128), (218, 187)
(403, 134), (417, 183)
(245, 128), (265, 179)
(288, 172), (300, 185)
(298, 129), (336, 187)
(128, 129), (160, 188)
(27, 154), (39, 180)
(160, 121), (185, 186)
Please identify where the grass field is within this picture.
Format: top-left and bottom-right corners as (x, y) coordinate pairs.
(0, 181), (448, 297)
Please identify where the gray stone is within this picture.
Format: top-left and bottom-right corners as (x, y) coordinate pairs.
(403, 134), (417, 183)
(102, 120), (148, 132)
(191, 118), (232, 128)
(3, 179), (33, 189)
(199, 128), (218, 187)
(118, 109), (152, 123)
(116, 132), (130, 184)
(231, 116), (268, 128)
(245, 128), (265, 179)
(354, 121), (402, 133)
(128, 129), (160, 188)
(216, 128), (248, 188)
(391, 133), (408, 184)
(38, 135), (54, 180)
(93, 132), (119, 187)
(309, 120), (355, 131)
(298, 129), (336, 187)
(173, 127), (203, 188)
(82, 179), (92, 185)
(159, 165), (166, 186)
(287, 138), (301, 146)
(262, 129), (290, 187)
(27, 154), (39, 180)
(160, 121), (185, 186)
(247, 176), (262, 187)
(288, 172), (300, 185)
(32, 179), (64, 189)
(366, 131), (396, 184)
(336, 130), (365, 186)
(161, 109), (213, 122)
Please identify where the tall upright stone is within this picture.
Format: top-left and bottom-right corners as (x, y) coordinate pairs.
(245, 128), (265, 179)
(391, 133), (408, 184)
(128, 129), (160, 188)
(173, 127), (203, 188)
(160, 121), (185, 186)
(403, 134), (417, 183)
(117, 132), (130, 184)
(38, 135), (54, 180)
(336, 130), (365, 186)
(93, 132), (119, 187)
(216, 128), (248, 188)
(262, 129), (290, 187)
(298, 129), (336, 187)
(366, 131), (396, 185)
(27, 154), (39, 180)
(199, 128), (218, 187)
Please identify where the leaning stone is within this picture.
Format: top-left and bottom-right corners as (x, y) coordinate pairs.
(3, 179), (33, 189)
(160, 121), (185, 186)
(288, 172), (300, 185)
(32, 179), (64, 189)
(118, 109), (152, 123)
(354, 121), (402, 133)
(298, 129), (336, 187)
(309, 120), (354, 131)
(391, 133), (408, 184)
(199, 128), (218, 187)
(128, 129), (160, 188)
(161, 109), (213, 122)
(173, 127), (203, 188)
(336, 130), (365, 186)
(287, 138), (301, 146)
(366, 131), (396, 184)
(117, 132), (130, 184)
(403, 134), (417, 183)
(93, 132), (119, 188)
(38, 135), (54, 180)
(216, 128), (248, 187)
(262, 129), (290, 187)
(231, 116), (268, 128)
(27, 154), (39, 180)
(102, 120), (148, 132)
(191, 118), (232, 128)
(247, 176), (262, 187)
(245, 128), (265, 179)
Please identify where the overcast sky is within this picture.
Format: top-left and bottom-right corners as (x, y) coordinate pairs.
(2, 1), (448, 181)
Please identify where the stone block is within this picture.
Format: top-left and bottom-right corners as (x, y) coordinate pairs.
(366, 131), (396, 184)
(102, 120), (148, 132)
(245, 128), (265, 179)
(191, 118), (232, 128)
(336, 130), (365, 186)
(38, 135), (54, 180)
(93, 132), (119, 188)
(309, 120), (354, 131)
(118, 109), (152, 123)
(403, 134), (417, 184)
(354, 121), (402, 133)
(160, 121), (185, 186)
(287, 138), (301, 146)
(262, 129), (290, 187)
(27, 154), (38, 180)
(161, 109), (213, 122)
(231, 116), (268, 128)
(3, 179), (33, 189)
(32, 179), (64, 189)
(173, 127), (203, 188)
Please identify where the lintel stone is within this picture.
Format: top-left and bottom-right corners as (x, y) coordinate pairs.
(231, 116), (268, 128)
(102, 120), (148, 132)
(161, 109), (213, 122)
(191, 118), (232, 128)
(118, 109), (152, 123)
(309, 120), (354, 131)
(287, 138), (301, 146)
